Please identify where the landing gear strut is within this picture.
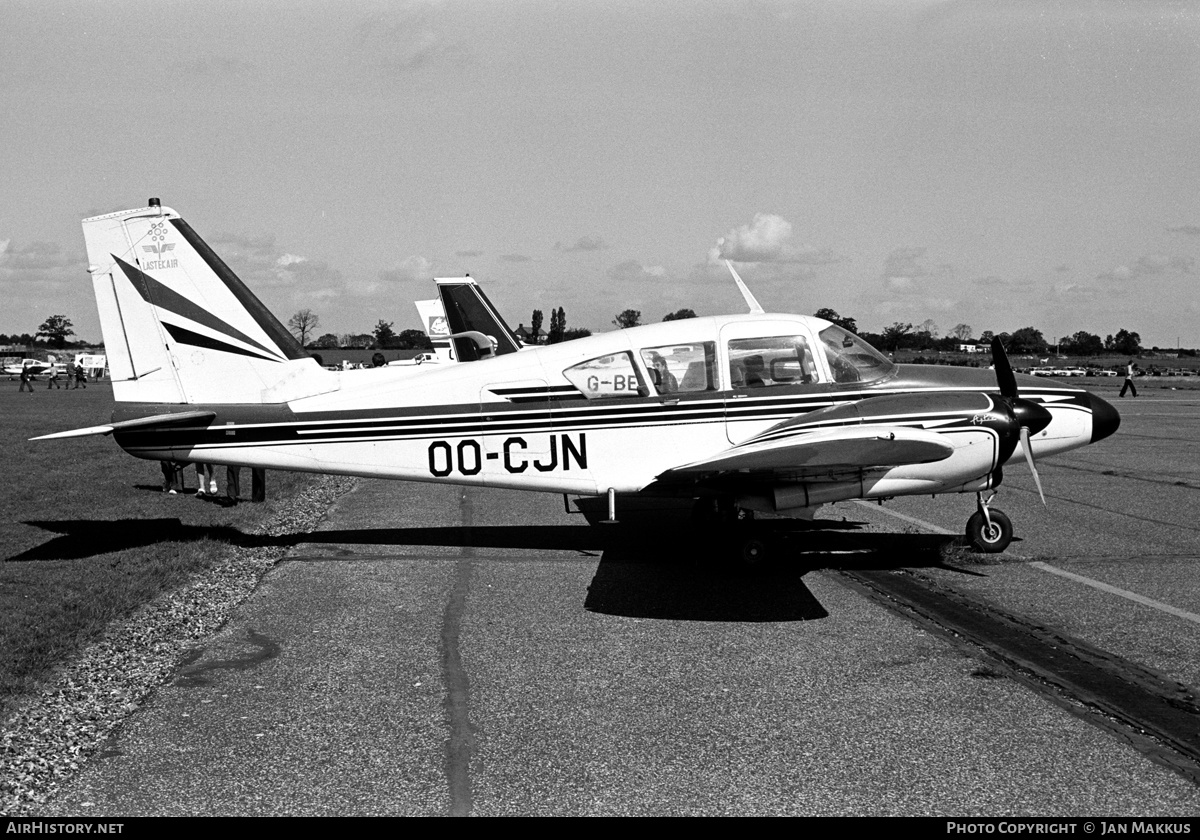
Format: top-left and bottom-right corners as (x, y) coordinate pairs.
(966, 491), (1013, 553)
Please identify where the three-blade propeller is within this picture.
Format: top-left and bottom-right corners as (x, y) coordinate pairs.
(991, 337), (1052, 505)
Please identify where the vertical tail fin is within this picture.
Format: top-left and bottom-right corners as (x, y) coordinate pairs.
(83, 201), (332, 404)
(435, 276), (522, 361)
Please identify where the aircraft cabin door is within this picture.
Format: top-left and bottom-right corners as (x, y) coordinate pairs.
(721, 322), (826, 445)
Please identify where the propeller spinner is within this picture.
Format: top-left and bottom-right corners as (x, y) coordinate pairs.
(991, 337), (1052, 505)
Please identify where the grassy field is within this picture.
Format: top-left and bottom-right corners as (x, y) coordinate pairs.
(0, 382), (317, 723)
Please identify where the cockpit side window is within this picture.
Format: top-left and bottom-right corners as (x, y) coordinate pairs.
(728, 336), (819, 389)
(818, 325), (895, 384)
(639, 342), (716, 395)
(563, 352), (648, 399)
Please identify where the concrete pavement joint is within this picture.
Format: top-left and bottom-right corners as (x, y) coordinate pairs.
(441, 489), (477, 816)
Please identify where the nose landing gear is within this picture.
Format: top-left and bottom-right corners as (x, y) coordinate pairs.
(966, 491), (1013, 553)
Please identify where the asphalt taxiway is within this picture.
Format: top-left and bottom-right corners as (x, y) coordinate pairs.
(49, 391), (1200, 815)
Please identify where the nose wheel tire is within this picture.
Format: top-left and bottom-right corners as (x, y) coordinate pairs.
(966, 509), (1013, 553)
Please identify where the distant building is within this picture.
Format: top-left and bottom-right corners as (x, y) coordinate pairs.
(958, 343), (985, 353)
(514, 324), (548, 345)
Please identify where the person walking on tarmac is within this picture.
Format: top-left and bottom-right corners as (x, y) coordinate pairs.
(47, 365), (61, 389)
(1120, 359), (1138, 398)
(73, 362), (87, 389)
(18, 365), (34, 394)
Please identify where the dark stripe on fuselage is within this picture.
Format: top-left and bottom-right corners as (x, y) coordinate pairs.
(111, 383), (1093, 456)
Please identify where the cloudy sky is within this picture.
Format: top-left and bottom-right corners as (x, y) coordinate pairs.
(2, 0), (1198, 348)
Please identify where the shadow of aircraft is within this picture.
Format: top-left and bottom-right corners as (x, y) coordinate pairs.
(11, 517), (978, 623)
(8, 519), (291, 562)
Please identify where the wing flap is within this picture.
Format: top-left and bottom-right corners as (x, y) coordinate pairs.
(30, 410), (216, 441)
(661, 425), (954, 478)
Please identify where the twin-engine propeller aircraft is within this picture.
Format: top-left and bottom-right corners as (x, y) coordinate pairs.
(37, 200), (1120, 561)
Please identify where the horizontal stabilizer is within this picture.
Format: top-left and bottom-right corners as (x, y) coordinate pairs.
(31, 410), (216, 441)
(661, 425), (954, 479)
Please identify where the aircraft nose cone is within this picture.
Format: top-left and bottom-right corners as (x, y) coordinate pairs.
(1087, 392), (1121, 443)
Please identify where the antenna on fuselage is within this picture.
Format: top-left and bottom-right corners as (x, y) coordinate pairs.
(725, 260), (764, 315)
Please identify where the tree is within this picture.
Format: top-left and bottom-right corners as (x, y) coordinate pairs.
(313, 333), (341, 349)
(288, 309), (321, 346)
(979, 330), (995, 345)
(1065, 331), (1104, 356)
(373, 320), (396, 349)
(548, 307), (566, 343)
(1018, 327), (1051, 355)
(1111, 328), (1141, 356)
(663, 308), (697, 322)
(562, 327), (592, 341)
(530, 309), (544, 343)
(397, 329), (433, 350)
(950, 323), (973, 342)
(36, 315), (75, 349)
(1008, 327), (1047, 355)
(814, 308), (858, 334)
(613, 309), (641, 329)
(882, 322), (914, 351)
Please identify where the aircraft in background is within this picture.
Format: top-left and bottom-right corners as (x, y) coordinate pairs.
(36, 200), (1120, 561)
(4, 357), (56, 379)
(407, 278), (524, 367)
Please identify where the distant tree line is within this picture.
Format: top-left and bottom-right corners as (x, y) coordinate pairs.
(813, 309), (1169, 357)
(280, 304), (1192, 359)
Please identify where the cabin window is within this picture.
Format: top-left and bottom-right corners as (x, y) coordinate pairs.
(563, 352), (648, 399)
(728, 336), (819, 389)
(639, 342), (716, 394)
(817, 325), (895, 383)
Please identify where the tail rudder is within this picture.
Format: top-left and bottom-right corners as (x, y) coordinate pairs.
(83, 200), (330, 404)
(435, 276), (521, 361)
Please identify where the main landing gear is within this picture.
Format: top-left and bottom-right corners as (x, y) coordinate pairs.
(966, 491), (1013, 553)
(693, 498), (772, 569)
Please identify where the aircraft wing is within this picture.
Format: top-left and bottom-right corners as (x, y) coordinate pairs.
(29, 410), (217, 441)
(658, 425), (954, 481)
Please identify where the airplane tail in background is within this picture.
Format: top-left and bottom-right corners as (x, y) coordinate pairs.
(414, 298), (456, 364)
(82, 200), (333, 404)
(435, 276), (522, 361)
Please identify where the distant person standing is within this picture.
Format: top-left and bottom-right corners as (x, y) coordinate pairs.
(1120, 360), (1138, 398)
(18, 365), (34, 394)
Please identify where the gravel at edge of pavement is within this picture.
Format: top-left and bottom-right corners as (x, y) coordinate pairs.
(0, 475), (359, 816)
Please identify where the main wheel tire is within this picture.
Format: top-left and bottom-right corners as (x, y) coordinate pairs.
(966, 509), (1013, 553)
(739, 536), (769, 567)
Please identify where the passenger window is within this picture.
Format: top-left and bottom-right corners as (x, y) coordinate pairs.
(639, 343), (716, 395)
(563, 352), (647, 399)
(728, 336), (819, 389)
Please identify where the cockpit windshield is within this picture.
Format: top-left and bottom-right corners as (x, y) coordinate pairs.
(817, 325), (895, 384)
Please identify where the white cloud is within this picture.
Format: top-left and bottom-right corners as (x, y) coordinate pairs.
(710, 213), (838, 265)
